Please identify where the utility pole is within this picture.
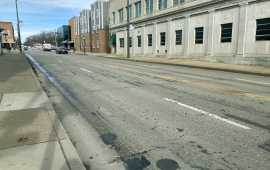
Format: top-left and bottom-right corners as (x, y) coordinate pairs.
(127, 0), (130, 58)
(15, 0), (22, 53)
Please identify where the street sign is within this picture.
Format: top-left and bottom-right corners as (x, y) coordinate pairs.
(19, 21), (23, 27)
(129, 23), (134, 32)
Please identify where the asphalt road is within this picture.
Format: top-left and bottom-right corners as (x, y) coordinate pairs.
(26, 50), (270, 170)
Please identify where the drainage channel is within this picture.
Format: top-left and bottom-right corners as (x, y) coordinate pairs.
(25, 54), (156, 170)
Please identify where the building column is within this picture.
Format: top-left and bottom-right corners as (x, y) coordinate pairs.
(206, 9), (215, 60)
(142, 24), (145, 55)
(152, 22), (157, 55)
(166, 18), (172, 57)
(183, 15), (190, 58)
(235, 2), (248, 59)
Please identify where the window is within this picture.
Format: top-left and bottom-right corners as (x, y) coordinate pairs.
(195, 27), (204, 44)
(221, 23), (233, 43)
(81, 42), (83, 48)
(85, 42), (86, 48)
(97, 40), (99, 48)
(148, 34), (152, 46)
(96, 9), (99, 18)
(158, 0), (167, 10)
(160, 32), (165, 46)
(113, 12), (115, 24)
(92, 26), (95, 33)
(146, 0), (153, 14)
(256, 18), (270, 41)
(128, 5), (132, 19)
(137, 36), (141, 47)
(120, 38), (124, 48)
(96, 25), (99, 33)
(93, 40), (95, 48)
(173, 0), (178, 5)
(92, 12), (94, 18)
(119, 9), (123, 22)
(180, 0), (185, 3)
(129, 37), (132, 47)
(135, 2), (141, 17)
(175, 30), (182, 45)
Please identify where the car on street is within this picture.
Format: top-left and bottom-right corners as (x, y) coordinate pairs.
(24, 46), (28, 50)
(56, 47), (68, 54)
(43, 44), (51, 52)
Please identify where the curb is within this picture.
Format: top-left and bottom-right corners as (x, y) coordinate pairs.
(25, 54), (86, 170)
(95, 54), (270, 77)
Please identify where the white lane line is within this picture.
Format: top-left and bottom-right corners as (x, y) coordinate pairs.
(164, 98), (250, 130)
(58, 60), (63, 62)
(138, 64), (155, 68)
(80, 68), (93, 73)
(235, 78), (270, 85)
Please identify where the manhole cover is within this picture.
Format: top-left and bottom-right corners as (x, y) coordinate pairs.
(156, 158), (179, 170)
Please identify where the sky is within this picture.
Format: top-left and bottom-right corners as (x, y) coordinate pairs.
(0, 0), (94, 43)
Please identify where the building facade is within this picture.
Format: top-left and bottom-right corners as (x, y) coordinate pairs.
(78, 8), (92, 53)
(0, 21), (16, 49)
(91, 0), (111, 53)
(74, 15), (81, 51)
(110, 0), (270, 66)
(57, 25), (71, 48)
(68, 17), (75, 49)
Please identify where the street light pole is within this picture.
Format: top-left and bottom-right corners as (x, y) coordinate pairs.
(15, 0), (22, 53)
(127, 0), (130, 59)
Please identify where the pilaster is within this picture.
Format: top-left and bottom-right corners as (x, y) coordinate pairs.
(206, 9), (215, 60)
(183, 15), (190, 58)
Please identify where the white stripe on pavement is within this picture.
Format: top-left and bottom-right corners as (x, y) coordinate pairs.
(58, 60), (63, 62)
(138, 64), (155, 68)
(164, 98), (250, 130)
(235, 78), (270, 85)
(80, 68), (93, 73)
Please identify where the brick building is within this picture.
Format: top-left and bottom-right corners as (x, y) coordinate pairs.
(0, 21), (16, 50)
(68, 17), (75, 49)
(74, 0), (111, 54)
(90, 0), (111, 53)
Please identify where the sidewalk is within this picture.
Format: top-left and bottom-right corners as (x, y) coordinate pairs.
(0, 51), (85, 170)
(87, 53), (270, 77)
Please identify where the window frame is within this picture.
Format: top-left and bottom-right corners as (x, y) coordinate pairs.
(97, 40), (99, 48)
(146, 0), (153, 14)
(120, 38), (124, 48)
(256, 18), (270, 41)
(135, 1), (141, 17)
(137, 36), (141, 47)
(220, 23), (233, 43)
(175, 30), (182, 45)
(93, 40), (95, 48)
(195, 27), (204, 44)
(129, 37), (132, 47)
(119, 9), (124, 22)
(148, 34), (152, 46)
(160, 32), (166, 46)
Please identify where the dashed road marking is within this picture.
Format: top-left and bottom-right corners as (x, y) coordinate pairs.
(235, 78), (270, 85)
(138, 64), (155, 68)
(80, 68), (93, 73)
(164, 98), (250, 130)
(58, 60), (63, 62)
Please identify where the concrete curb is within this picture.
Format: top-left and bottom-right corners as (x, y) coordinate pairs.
(25, 54), (86, 170)
(95, 54), (270, 77)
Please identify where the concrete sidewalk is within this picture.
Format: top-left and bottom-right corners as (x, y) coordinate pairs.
(86, 53), (270, 77)
(0, 51), (85, 170)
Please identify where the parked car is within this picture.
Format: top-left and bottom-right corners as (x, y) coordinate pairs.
(56, 47), (68, 54)
(24, 46), (28, 50)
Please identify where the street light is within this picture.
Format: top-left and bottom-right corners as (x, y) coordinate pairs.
(83, 36), (85, 54)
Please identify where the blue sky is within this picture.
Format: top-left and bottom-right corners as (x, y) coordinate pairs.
(0, 0), (94, 43)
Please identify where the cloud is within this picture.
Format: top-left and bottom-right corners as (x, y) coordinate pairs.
(20, 0), (95, 9)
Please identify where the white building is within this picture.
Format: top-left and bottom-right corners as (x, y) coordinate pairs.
(110, 0), (270, 66)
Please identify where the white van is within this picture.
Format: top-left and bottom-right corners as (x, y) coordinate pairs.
(43, 44), (51, 52)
